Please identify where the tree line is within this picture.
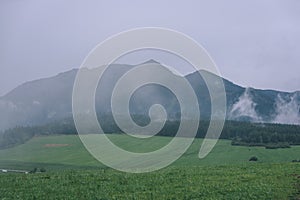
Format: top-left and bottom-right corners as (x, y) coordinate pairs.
(0, 116), (299, 149)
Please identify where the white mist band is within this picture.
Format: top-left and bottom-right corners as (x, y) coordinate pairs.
(72, 27), (226, 173)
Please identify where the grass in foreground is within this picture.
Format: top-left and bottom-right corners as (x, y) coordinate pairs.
(0, 135), (300, 199)
(0, 163), (299, 200)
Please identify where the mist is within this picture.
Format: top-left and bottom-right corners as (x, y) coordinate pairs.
(273, 93), (300, 125)
(228, 88), (262, 122)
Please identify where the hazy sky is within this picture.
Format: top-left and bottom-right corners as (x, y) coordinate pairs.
(1, 0), (300, 96)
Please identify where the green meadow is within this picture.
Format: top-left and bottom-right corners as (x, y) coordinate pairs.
(0, 134), (299, 199)
(0, 134), (299, 169)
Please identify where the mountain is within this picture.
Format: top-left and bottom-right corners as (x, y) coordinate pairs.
(0, 60), (299, 131)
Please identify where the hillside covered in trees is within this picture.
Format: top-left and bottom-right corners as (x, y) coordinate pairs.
(0, 117), (299, 149)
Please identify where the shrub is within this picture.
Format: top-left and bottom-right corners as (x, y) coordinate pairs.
(40, 168), (46, 173)
(30, 167), (38, 174)
(249, 156), (258, 161)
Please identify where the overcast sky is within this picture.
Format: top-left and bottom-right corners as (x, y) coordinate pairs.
(1, 0), (299, 96)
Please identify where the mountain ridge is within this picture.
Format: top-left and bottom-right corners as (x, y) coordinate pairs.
(0, 61), (299, 131)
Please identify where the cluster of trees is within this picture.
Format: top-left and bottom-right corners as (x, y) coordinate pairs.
(292, 159), (300, 163)
(0, 116), (299, 149)
(0, 126), (35, 149)
(30, 167), (46, 173)
(224, 121), (300, 148)
(0, 118), (76, 149)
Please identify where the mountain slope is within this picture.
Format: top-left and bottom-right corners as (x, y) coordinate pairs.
(0, 61), (299, 131)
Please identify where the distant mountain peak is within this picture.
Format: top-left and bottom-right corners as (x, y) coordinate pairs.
(140, 59), (160, 65)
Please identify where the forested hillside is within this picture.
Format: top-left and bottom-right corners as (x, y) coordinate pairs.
(1, 118), (299, 149)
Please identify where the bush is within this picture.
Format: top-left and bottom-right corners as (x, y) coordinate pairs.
(249, 156), (258, 161)
(30, 168), (38, 174)
(40, 168), (46, 173)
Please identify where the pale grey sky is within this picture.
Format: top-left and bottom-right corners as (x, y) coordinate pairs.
(1, 0), (300, 96)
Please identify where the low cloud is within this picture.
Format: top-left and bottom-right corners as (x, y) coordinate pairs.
(273, 94), (300, 125)
(0, 100), (17, 111)
(229, 88), (262, 122)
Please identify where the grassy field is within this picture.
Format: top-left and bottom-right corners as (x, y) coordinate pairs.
(0, 134), (300, 169)
(0, 134), (299, 199)
(0, 163), (299, 199)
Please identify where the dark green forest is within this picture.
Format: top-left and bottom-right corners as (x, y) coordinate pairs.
(0, 117), (300, 149)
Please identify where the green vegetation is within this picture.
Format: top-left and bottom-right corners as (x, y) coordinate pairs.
(0, 118), (76, 149)
(0, 134), (299, 199)
(249, 156), (258, 162)
(227, 121), (300, 148)
(1, 134), (300, 170)
(0, 163), (299, 200)
(1, 119), (300, 150)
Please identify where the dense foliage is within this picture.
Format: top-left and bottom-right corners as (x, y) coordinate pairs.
(0, 118), (76, 149)
(0, 117), (299, 149)
(223, 121), (300, 148)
